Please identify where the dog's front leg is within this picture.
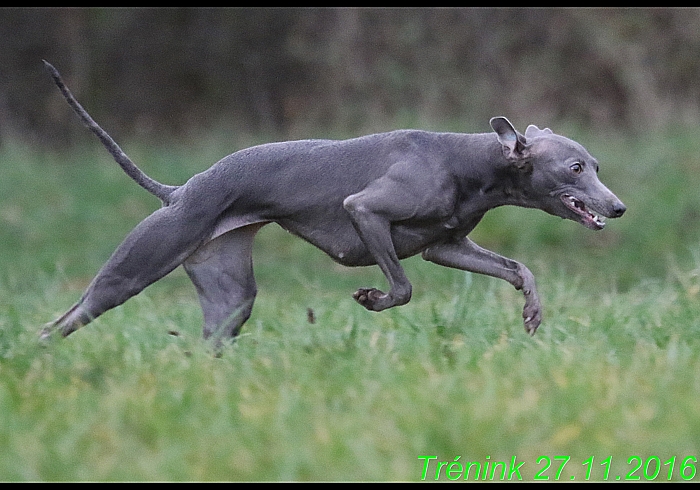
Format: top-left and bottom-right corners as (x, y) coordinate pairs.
(422, 237), (541, 335)
(343, 194), (412, 312)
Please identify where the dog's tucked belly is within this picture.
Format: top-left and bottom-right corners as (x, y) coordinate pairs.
(274, 216), (469, 267)
(210, 213), (269, 240)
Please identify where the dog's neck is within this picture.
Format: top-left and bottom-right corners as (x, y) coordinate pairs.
(445, 132), (540, 214)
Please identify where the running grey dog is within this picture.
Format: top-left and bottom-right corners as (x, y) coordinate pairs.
(40, 61), (625, 343)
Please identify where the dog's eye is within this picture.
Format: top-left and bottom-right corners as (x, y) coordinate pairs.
(570, 162), (583, 174)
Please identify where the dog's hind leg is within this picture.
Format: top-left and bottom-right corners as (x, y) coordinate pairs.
(40, 204), (216, 340)
(183, 224), (263, 341)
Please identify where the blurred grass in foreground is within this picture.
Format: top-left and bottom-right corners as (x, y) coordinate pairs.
(1, 125), (700, 481)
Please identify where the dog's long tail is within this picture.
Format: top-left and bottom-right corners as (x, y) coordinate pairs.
(43, 60), (177, 204)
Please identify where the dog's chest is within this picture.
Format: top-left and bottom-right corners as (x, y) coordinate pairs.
(389, 213), (480, 259)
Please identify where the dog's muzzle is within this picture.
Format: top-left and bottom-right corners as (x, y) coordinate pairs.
(561, 193), (622, 230)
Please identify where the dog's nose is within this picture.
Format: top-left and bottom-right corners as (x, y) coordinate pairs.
(612, 201), (626, 217)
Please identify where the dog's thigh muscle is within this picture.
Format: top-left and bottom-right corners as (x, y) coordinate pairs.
(90, 207), (211, 302)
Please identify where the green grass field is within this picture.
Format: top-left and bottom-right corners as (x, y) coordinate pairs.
(2, 127), (700, 481)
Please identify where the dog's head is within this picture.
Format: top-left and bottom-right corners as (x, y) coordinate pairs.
(490, 117), (626, 230)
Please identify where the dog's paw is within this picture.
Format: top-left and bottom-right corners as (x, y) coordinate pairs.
(518, 268), (541, 336)
(38, 319), (81, 345)
(522, 301), (542, 336)
(38, 323), (57, 345)
(352, 287), (387, 311)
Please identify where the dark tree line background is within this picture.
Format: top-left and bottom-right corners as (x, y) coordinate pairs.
(2, 7), (700, 147)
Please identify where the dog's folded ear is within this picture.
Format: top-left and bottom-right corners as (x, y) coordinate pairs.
(490, 116), (530, 165)
(525, 124), (553, 139)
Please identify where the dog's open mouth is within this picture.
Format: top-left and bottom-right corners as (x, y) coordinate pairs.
(561, 194), (606, 230)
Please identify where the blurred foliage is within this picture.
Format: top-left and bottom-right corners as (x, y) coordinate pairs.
(2, 7), (700, 147)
